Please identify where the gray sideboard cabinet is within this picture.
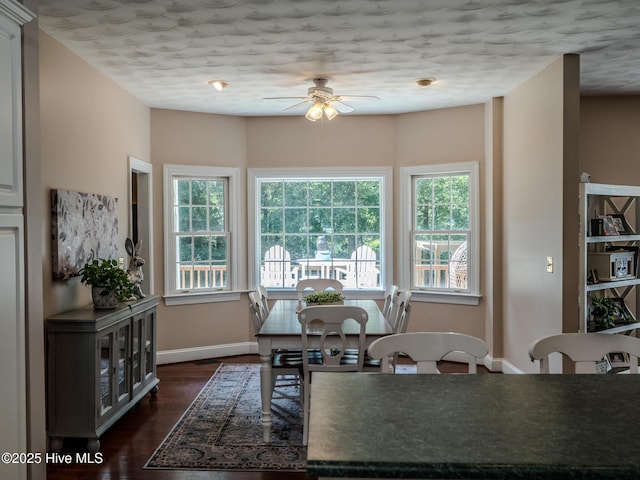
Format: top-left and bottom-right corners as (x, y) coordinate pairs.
(46, 295), (159, 452)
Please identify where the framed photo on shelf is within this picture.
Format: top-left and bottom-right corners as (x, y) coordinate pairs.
(600, 215), (618, 235)
(607, 352), (630, 369)
(610, 213), (633, 235)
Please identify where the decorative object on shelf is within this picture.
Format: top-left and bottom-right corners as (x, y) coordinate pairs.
(590, 218), (603, 236)
(125, 237), (145, 299)
(607, 351), (630, 369)
(79, 259), (135, 309)
(303, 291), (345, 305)
(51, 189), (119, 280)
(606, 246), (640, 277)
(600, 215), (618, 235)
(610, 213), (634, 235)
(588, 251), (635, 281)
(590, 296), (630, 330)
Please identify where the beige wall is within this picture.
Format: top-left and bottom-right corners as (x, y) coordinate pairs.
(150, 109), (250, 351)
(247, 115), (396, 168)
(40, 31), (150, 318)
(395, 106), (487, 340)
(502, 55), (580, 373)
(580, 96), (640, 186)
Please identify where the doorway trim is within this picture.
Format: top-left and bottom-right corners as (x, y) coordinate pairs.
(128, 156), (154, 296)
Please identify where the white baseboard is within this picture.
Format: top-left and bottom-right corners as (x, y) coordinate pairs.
(157, 342), (257, 365)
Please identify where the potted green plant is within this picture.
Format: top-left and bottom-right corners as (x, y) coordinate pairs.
(590, 296), (620, 330)
(79, 258), (135, 309)
(304, 291), (346, 305)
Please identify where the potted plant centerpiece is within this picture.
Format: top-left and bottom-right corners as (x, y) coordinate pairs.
(304, 291), (346, 306)
(80, 258), (135, 309)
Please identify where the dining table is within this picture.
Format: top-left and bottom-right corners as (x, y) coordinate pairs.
(307, 372), (640, 480)
(256, 298), (393, 443)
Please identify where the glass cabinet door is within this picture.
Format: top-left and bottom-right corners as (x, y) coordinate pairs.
(115, 323), (131, 406)
(132, 316), (143, 392)
(98, 330), (114, 418)
(144, 310), (156, 380)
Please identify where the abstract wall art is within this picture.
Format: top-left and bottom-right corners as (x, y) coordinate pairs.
(51, 189), (119, 280)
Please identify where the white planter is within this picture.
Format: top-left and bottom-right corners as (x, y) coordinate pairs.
(92, 286), (118, 309)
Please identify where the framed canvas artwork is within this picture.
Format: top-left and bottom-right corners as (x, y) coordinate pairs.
(51, 189), (119, 280)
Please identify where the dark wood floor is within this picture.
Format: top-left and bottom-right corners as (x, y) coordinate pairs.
(46, 354), (489, 480)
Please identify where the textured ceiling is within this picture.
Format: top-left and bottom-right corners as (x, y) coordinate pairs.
(38, 0), (640, 117)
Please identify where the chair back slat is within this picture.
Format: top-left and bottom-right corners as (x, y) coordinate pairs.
(298, 305), (368, 372)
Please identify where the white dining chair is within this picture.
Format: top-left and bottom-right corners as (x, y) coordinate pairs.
(528, 332), (640, 374)
(256, 285), (270, 315)
(298, 305), (368, 445)
(296, 278), (343, 302)
(368, 332), (488, 374)
(382, 284), (398, 320)
(249, 291), (303, 401)
(389, 290), (412, 333)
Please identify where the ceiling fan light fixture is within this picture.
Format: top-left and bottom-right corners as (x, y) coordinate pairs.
(305, 101), (324, 121)
(416, 78), (434, 88)
(209, 80), (228, 91)
(324, 103), (338, 120)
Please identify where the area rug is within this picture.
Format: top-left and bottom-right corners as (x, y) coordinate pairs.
(144, 363), (306, 472)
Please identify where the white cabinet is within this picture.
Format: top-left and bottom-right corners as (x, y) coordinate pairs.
(0, 2), (34, 480)
(0, 0), (33, 207)
(579, 182), (640, 333)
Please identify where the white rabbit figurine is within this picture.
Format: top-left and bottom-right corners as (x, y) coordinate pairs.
(125, 237), (145, 299)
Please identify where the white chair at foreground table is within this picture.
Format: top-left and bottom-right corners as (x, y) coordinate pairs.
(528, 332), (640, 374)
(298, 305), (368, 445)
(368, 332), (488, 374)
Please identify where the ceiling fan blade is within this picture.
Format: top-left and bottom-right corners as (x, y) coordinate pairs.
(263, 96), (309, 100)
(333, 101), (354, 113)
(338, 95), (381, 102)
(283, 99), (313, 111)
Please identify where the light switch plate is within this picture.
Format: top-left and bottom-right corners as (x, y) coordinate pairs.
(546, 256), (554, 273)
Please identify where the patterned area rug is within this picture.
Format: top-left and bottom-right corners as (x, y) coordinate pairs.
(144, 363), (306, 472)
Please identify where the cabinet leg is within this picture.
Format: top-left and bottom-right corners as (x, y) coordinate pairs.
(86, 438), (100, 453)
(150, 385), (159, 396)
(49, 437), (63, 452)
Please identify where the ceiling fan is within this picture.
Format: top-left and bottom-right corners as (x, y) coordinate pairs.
(263, 78), (380, 121)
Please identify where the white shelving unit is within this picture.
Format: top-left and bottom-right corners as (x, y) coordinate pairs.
(579, 183), (640, 333)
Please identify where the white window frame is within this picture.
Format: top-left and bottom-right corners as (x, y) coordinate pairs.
(399, 162), (481, 305)
(248, 167), (393, 299)
(163, 165), (242, 305)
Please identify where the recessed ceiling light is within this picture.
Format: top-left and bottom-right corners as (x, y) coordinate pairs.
(208, 80), (228, 91)
(416, 79), (434, 88)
